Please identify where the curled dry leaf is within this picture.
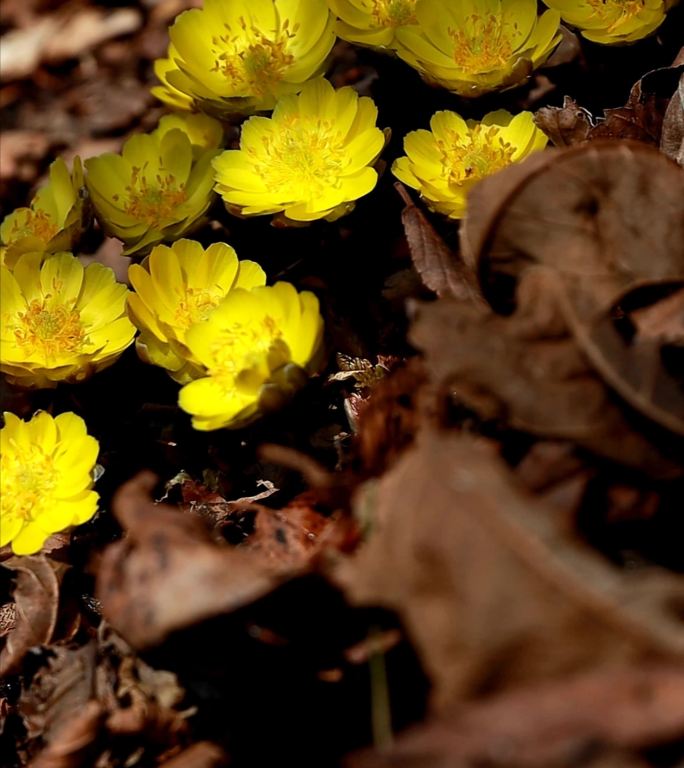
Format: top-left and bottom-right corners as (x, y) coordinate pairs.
(461, 141), (684, 436)
(535, 65), (684, 148)
(395, 183), (481, 302)
(534, 96), (594, 148)
(345, 664), (684, 768)
(28, 700), (104, 768)
(409, 297), (682, 477)
(660, 72), (684, 164)
(332, 430), (684, 711)
(20, 643), (97, 742)
(236, 493), (356, 570)
(354, 359), (427, 477)
(96, 472), (286, 650)
(0, 556), (68, 676)
(158, 742), (228, 768)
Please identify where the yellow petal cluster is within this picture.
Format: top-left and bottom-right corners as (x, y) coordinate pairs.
(328, 0), (418, 47)
(178, 283), (324, 430)
(1, 252), (136, 388)
(394, 0), (561, 97)
(1, 157), (86, 269)
(152, 0), (337, 119)
(127, 239), (266, 384)
(0, 411), (99, 555)
(213, 78), (386, 223)
(542, 0), (672, 44)
(392, 110), (548, 219)
(85, 129), (218, 257)
(152, 112), (225, 158)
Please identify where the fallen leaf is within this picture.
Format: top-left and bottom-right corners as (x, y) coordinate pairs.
(396, 183), (481, 302)
(345, 664), (684, 768)
(237, 492), (355, 569)
(20, 643), (97, 742)
(158, 742), (228, 768)
(461, 142), (684, 437)
(96, 473), (292, 649)
(0, 556), (68, 676)
(660, 72), (684, 164)
(28, 700), (104, 768)
(333, 430), (684, 710)
(535, 66), (684, 149)
(534, 96), (594, 147)
(631, 286), (684, 343)
(409, 297), (682, 477)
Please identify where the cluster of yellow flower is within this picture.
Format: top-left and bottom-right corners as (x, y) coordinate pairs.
(0, 0), (677, 555)
(127, 239), (324, 431)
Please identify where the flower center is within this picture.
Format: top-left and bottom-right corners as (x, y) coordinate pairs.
(211, 18), (296, 97)
(121, 165), (187, 229)
(1, 443), (57, 525)
(9, 208), (59, 243)
(586, 0), (645, 21)
(174, 287), (224, 331)
(370, 0), (417, 28)
(448, 13), (514, 72)
(249, 118), (346, 197)
(14, 298), (86, 362)
(208, 315), (287, 391)
(437, 125), (516, 185)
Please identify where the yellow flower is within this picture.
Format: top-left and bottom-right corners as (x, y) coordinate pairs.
(85, 129), (218, 258)
(392, 109), (548, 219)
(394, 0), (561, 97)
(1, 252), (136, 388)
(328, 0), (418, 47)
(178, 283), (324, 430)
(1, 411), (99, 555)
(152, 45), (195, 112)
(213, 78), (386, 223)
(152, 112), (225, 158)
(1, 157), (86, 269)
(127, 239), (266, 384)
(152, 0), (337, 119)
(542, 0), (672, 44)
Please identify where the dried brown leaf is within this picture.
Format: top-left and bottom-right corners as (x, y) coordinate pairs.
(20, 643), (97, 742)
(410, 297), (682, 477)
(29, 700), (104, 768)
(536, 66), (684, 150)
(591, 64), (684, 145)
(534, 96), (594, 147)
(96, 473), (292, 649)
(0, 556), (67, 676)
(461, 142), (684, 436)
(333, 430), (684, 710)
(158, 742), (228, 768)
(661, 72), (684, 164)
(631, 286), (684, 343)
(238, 492), (355, 569)
(345, 665), (684, 768)
(396, 183), (481, 302)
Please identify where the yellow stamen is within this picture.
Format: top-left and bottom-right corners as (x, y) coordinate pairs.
(209, 315), (284, 390)
(124, 166), (187, 228)
(370, 0), (417, 27)
(248, 118), (346, 196)
(437, 125), (516, 185)
(448, 13), (515, 72)
(14, 299), (85, 361)
(211, 21), (295, 96)
(174, 288), (225, 330)
(1, 443), (57, 524)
